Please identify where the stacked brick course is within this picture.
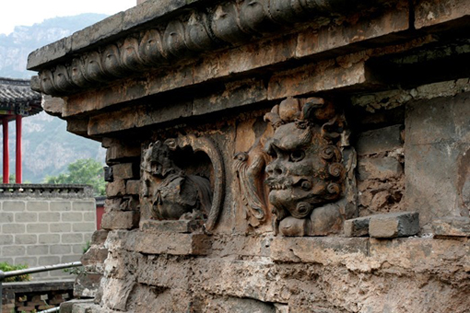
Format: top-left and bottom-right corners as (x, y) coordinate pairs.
(0, 185), (96, 281)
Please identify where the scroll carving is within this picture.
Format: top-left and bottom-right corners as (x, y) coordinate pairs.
(32, 0), (367, 96)
(141, 134), (225, 233)
(234, 141), (269, 227)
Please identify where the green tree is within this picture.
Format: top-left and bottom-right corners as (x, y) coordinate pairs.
(44, 158), (105, 195)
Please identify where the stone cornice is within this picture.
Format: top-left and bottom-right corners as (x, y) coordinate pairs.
(27, 0), (385, 97)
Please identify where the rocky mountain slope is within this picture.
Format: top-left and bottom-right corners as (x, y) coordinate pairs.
(0, 14), (108, 182)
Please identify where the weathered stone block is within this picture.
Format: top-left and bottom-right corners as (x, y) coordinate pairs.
(126, 180), (140, 195)
(106, 179), (126, 197)
(357, 157), (403, 181)
(140, 219), (203, 234)
(356, 125), (403, 156)
(369, 212), (419, 238)
(415, 0), (470, 29)
(112, 163), (136, 180)
(101, 211), (140, 230)
(106, 145), (140, 164)
(405, 93), (470, 226)
(344, 216), (371, 237)
(41, 95), (64, 116)
(74, 273), (102, 298)
(60, 299), (98, 313)
(91, 229), (109, 245)
(271, 237), (369, 263)
(81, 246), (108, 266)
(432, 217), (470, 237)
(123, 231), (211, 256)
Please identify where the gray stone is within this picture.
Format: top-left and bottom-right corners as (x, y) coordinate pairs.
(62, 212), (83, 222)
(140, 219), (203, 234)
(405, 93), (470, 227)
(50, 223), (72, 233)
(112, 163), (136, 180)
(0, 234), (13, 245)
(357, 157), (403, 181)
(38, 212), (60, 222)
(2, 223), (25, 234)
(50, 201), (72, 211)
(2, 245), (26, 257)
(72, 200), (95, 212)
(27, 245), (49, 255)
(27, 223), (50, 233)
(26, 201), (49, 211)
(62, 233), (83, 244)
(369, 212), (420, 238)
(344, 216), (371, 237)
(271, 237), (369, 263)
(356, 125), (403, 156)
(15, 234), (38, 244)
(15, 212), (38, 222)
(39, 234), (60, 244)
(122, 231), (211, 256)
(3, 200), (26, 211)
(432, 217), (470, 237)
(101, 211), (140, 230)
(38, 256), (60, 266)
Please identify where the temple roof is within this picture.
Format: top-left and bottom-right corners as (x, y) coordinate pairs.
(0, 77), (43, 121)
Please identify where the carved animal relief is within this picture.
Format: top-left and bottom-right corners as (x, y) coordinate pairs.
(236, 97), (353, 236)
(141, 135), (225, 232)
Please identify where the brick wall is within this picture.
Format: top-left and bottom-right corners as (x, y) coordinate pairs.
(0, 185), (96, 281)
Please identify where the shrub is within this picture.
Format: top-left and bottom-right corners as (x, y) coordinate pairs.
(0, 262), (31, 282)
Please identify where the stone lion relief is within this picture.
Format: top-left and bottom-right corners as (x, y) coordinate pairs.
(141, 134), (225, 233)
(235, 97), (356, 236)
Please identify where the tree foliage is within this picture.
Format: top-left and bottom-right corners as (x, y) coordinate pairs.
(44, 158), (105, 195)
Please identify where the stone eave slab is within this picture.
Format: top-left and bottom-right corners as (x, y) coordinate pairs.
(27, 0), (407, 98)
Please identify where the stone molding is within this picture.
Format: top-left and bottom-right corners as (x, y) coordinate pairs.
(0, 184), (94, 198)
(28, 0), (383, 96)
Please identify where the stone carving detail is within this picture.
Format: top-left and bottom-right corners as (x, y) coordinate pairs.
(141, 135), (225, 232)
(264, 97), (349, 236)
(32, 0), (366, 96)
(234, 141), (270, 227)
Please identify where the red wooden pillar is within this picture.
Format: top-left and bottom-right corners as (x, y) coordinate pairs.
(2, 118), (9, 183)
(15, 115), (22, 184)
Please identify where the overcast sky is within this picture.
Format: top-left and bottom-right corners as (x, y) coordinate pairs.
(0, 0), (136, 35)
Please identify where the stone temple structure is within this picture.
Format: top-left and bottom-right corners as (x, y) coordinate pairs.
(27, 0), (469, 312)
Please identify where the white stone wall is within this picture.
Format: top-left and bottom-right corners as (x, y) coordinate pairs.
(0, 186), (96, 281)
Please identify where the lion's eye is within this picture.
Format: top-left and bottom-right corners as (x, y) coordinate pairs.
(289, 150), (305, 162)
